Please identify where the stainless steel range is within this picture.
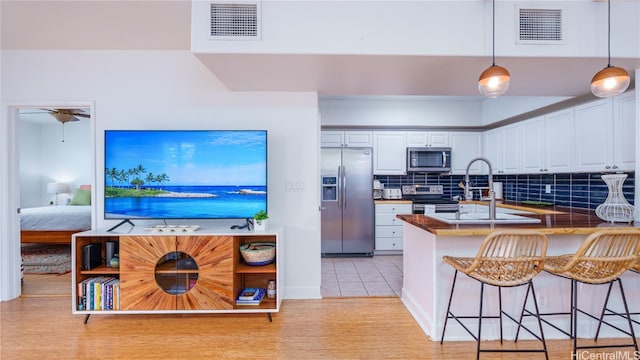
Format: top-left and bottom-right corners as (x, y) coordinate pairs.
(401, 185), (459, 214)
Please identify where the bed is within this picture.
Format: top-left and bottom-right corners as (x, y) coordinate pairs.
(20, 205), (91, 244)
(20, 182), (93, 246)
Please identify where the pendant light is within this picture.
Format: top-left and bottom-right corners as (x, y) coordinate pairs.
(478, 0), (510, 98)
(590, 0), (629, 98)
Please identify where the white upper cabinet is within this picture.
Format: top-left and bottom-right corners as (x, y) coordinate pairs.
(483, 129), (501, 173)
(449, 132), (483, 174)
(544, 108), (575, 173)
(612, 91), (636, 172)
(321, 131), (373, 147)
(483, 124), (520, 175)
(521, 116), (546, 173)
(373, 131), (407, 175)
(406, 131), (449, 147)
(502, 125), (521, 173)
(519, 109), (575, 174)
(574, 99), (614, 172)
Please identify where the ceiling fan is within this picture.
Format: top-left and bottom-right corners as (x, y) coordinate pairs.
(21, 108), (90, 142)
(21, 108), (91, 123)
(43, 108), (90, 123)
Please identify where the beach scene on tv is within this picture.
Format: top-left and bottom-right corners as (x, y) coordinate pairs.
(104, 130), (267, 219)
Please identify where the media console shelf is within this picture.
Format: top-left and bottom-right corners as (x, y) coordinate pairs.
(72, 227), (284, 323)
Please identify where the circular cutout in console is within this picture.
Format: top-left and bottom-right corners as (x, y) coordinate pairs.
(155, 251), (198, 295)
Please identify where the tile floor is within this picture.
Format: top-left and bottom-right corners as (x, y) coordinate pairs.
(321, 255), (403, 297)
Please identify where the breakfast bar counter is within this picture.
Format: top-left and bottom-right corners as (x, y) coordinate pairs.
(396, 203), (640, 342)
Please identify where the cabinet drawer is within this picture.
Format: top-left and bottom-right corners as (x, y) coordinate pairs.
(376, 204), (412, 214)
(375, 237), (403, 251)
(375, 226), (403, 238)
(375, 214), (405, 226)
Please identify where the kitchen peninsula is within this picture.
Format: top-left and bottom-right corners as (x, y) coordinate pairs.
(397, 202), (640, 342)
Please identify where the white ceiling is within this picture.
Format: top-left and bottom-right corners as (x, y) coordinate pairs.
(2, 1), (638, 99)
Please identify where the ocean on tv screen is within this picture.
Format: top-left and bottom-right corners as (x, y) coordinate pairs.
(105, 185), (267, 219)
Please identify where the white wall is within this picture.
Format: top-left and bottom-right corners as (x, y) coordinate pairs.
(193, 1), (640, 59)
(0, 50), (322, 301)
(19, 120), (91, 207)
(319, 95), (573, 128)
(18, 121), (42, 208)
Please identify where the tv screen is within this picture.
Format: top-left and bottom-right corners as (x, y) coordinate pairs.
(104, 130), (267, 220)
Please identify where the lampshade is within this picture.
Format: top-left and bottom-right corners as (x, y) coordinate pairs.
(478, 0), (510, 98)
(590, 0), (629, 98)
(47, 182), (69, 194)
(590, 65), (630, 98)
(52, 112), (76, 123)
(478, 65), (511, 98)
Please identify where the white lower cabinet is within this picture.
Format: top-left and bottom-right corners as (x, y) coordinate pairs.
(375, 203), (412, 251)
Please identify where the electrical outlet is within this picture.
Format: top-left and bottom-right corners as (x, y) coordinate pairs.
(538, 294), (547, 308)
(545, 184), (551, 193)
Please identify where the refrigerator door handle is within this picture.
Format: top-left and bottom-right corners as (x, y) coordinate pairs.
(337, 165), (342, 210)
(342, 165), (347, 210)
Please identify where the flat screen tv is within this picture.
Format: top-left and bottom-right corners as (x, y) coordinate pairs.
(104, 130), (267, 221)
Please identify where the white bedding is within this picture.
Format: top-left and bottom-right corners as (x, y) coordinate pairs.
(20, 206), (91, 231)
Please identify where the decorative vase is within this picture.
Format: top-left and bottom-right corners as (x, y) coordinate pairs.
(595, 174), (635, 223)
(109, 254), (120, 268)
(254, 219), (267, 231)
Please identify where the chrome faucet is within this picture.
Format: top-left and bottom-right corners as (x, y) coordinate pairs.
(465, 157), (496, 220)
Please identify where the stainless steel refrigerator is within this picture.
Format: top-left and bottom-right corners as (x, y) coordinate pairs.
(320, 147), (374, 256)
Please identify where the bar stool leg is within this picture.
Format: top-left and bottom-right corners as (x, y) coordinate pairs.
(529, 282), (550, 360)
(572, 279), (578, 357)
(594, 281), (615, 342)
(440, 270), (459, 344)
(615, 279), (639, 352)
(498, 286), (503, 344)
(513, 280), (532, 341)
(476, 282), (485, 360)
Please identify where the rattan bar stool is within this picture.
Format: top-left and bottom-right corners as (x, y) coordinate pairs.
(440, 230), (549, 360)
(594, 249), (640, 337)
(535, 229), (640, 357)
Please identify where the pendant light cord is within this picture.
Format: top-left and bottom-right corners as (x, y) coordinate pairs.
(607, 0), (611, 67)
(492, 0), (496, 67)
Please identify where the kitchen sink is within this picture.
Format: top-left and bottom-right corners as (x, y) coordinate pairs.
(424, 212), (541, 225)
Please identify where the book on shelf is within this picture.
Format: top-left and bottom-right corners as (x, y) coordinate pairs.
(238, 288), (263, 301)
(235, 287), (266, 305)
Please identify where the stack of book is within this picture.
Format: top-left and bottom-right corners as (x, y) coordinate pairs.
(78, 276), (120, 311)
(235, 287), (266, 306)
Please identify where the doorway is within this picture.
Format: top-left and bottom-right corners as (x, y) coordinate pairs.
(17, 106), (93, 296)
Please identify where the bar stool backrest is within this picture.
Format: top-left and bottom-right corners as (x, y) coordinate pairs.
(466, 230), (548, 287)
(561, 229), (640, 284)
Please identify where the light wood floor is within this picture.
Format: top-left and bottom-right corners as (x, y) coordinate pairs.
(3, 277), (639, 359)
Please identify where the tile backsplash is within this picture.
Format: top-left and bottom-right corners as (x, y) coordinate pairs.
(374, 172), (635, 211)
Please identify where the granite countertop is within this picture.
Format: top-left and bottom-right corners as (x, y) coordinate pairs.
(397, 201), (637, 236)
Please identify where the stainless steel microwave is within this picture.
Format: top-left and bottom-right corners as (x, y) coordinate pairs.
(407, 147), (452, 172)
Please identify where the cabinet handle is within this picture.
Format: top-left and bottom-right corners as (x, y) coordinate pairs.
(613, 165), (618, 169)
(605, 165), (611, 169)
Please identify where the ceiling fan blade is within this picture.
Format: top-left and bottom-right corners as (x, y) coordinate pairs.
(72, 113), (91, 118)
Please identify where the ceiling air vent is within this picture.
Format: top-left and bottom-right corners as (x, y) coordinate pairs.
(209, 2), (261, 40)
(517, 7), (565, 44)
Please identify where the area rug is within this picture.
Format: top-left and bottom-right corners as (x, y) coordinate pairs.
(21, 244), (72, 274)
